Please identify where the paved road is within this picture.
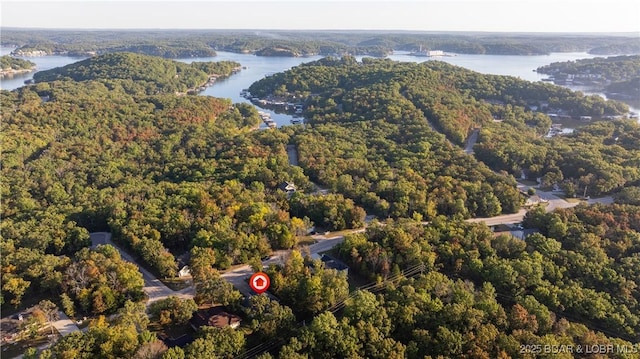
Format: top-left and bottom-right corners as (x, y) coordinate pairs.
(464, 128), (480, 154)
(466, 208), (528, 226)
(51, 312), (80, 337)
(91, 188), (614, 302)
(221, 234), (362, 298)
(221, 265), (254, 298)
(8, 312), (79, 359)
(89, 231), (348, 302)
(587, 196), (614, 205)
(90, 233), (193, 305)
(517, 184), (613, 213)
(286, 144), (299, 166)
(307, 232), (362, 254)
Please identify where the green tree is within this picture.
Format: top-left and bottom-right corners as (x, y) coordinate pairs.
(117, 300), (150, 332)
(149, 296), (198, 326)
(194, 270), (242, 307)
(37, 300), (59, 335)
(243, 294), (295, 340)
(185, 326), (245, 359)
(60, 293), (75, 318)
(162, 347), (186, 359)
(2, 276), (30, 307)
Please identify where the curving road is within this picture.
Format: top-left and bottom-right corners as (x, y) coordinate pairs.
(89, 189), (613, 301)
(220, 234), (361, 298)
(90, 233), (194, 305)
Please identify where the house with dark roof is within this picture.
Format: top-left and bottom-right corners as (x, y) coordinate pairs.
(159, 333), (194, 348)
(189, 307), (241, 330)
(311, 254), (349, 275)
(277, 181), (297, 194)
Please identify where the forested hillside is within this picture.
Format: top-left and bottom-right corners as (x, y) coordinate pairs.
(0, 55), (36, 78)
(536, 55), (640, 98)
(250, 57), (633, 216)
(3, 29), (640, 57)
(0, 57), (314, 309)
(32, 53), (240, 95)
(475, 119), (640, 195)
(3, 52), (640, 358)
(276, 204), (640, 358)
(537, 55), (640, 83)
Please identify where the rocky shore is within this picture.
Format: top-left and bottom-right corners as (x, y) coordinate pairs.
(0, 67), (36, 79)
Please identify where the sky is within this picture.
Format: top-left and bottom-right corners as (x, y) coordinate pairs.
(1, 0), (639, 33)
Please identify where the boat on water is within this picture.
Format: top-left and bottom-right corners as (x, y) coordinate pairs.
(264, 118), (277, 128)
(409, 47), (452, 57)
(258, 111), (277, 128)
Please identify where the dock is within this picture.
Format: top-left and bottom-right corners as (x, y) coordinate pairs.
(259, 111), (277, 128)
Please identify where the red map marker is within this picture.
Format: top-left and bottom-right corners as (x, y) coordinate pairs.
(249, 272), (271, 294)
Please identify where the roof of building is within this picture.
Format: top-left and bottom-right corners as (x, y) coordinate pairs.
(190, 307), (241, 329)
(159, 333), (194, 348)
(319, 254), (349, 271)
(278, 181), (297, 192)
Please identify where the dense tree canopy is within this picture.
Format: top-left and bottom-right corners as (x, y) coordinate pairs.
(0, 56), (301, 309)
(0, 55), (36, 71)
(537, 55), (640, 83)
(3, 47), (640, 359)
(265, 250), (350, 316)
(33, 53), (240, 95)
(4, 29), (640, 58)
(475, 119), (640, 195)
(537, 55), (640, 99)
(272, 206), (640, 358)
(250, 58), (602, 218)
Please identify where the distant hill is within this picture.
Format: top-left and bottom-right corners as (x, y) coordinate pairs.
(4, 29), (640, 58)
(536, 55), (640, 99)
(33, 52), (210, 94)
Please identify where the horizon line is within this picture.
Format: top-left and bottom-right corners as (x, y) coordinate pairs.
(2, 27), (639, 35)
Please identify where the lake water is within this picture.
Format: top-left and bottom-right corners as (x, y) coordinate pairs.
(0, 46), (89, 91)
(2, 46), (638, 126)
(175, 53), (323, 128)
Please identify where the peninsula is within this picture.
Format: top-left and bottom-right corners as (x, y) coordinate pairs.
(0, 55), (36, 78)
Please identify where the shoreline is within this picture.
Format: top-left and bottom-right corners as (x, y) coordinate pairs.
(0, 67), (36, 79)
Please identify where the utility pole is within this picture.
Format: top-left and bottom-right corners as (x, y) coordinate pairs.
(583, 185), (588, 199)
